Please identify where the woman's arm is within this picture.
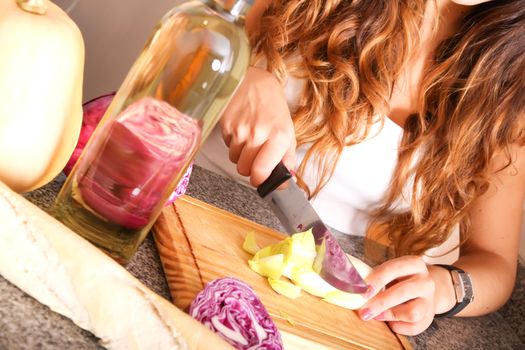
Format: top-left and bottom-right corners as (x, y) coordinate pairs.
(359, 144), (525, 335)
(448, 144), (525, 315)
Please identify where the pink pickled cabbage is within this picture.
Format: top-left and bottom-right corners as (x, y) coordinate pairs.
(64, 93), (192, 206)
(77, 97), (201, 229)
(190, 277), (283, 350)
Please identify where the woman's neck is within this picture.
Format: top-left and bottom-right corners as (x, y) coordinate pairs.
(388, 0), (472, 127)
(420, 0), (471, 55)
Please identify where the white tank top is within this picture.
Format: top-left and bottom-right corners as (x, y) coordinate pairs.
(195, 75), (459, 264)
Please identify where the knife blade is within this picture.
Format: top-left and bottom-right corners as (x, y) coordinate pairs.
(257, 162), (369, 294)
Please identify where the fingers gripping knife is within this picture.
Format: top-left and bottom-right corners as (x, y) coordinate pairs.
(257, 162), (369, 294)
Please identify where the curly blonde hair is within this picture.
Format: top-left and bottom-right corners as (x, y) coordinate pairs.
(251, 0), (525, 257)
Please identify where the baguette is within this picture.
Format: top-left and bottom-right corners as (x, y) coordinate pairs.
(0, 181), (231, 350)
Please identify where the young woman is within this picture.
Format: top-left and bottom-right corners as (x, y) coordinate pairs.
(196, 0), (525, 335)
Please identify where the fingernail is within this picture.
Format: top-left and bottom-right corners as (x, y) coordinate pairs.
(359, 308), (373, 321)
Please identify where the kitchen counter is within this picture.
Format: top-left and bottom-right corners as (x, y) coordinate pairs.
(1, 165), (524, 350)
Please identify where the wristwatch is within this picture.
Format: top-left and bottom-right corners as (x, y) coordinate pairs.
(434, 264), (474, 318)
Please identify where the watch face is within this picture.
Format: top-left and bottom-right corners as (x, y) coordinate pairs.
(451, 270), (474, 303)
(459, 272), (474, 301)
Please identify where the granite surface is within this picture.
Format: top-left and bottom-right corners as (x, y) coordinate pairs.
(1, 166), (524, 350)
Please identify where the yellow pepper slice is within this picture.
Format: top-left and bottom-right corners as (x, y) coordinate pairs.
(268, 278), (302, 299)
(248, 254), (285, 279)
(242, 231), (261, 255)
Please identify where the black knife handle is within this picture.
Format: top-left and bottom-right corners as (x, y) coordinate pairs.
(256, 162), (292, 198)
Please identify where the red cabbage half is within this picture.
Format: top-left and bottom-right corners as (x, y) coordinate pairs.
(63, 93), (115, 176)
(189, 277), (283, 350)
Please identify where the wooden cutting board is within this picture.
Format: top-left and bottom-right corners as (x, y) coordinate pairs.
(153, 195), (412, 350)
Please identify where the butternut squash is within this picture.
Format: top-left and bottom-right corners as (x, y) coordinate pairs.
(0, 0), (84, 192)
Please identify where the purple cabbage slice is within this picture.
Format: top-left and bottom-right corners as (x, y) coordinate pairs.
(189, 277), (283, 350)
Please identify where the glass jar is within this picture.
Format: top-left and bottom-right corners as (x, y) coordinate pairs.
(54, 0), (253, 264)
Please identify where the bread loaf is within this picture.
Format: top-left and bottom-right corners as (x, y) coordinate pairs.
(0, 181), (231, 350)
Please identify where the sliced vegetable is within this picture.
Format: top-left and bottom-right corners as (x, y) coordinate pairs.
(268, 278), (301, 299)
(246, 229), (373, 309)
(312, 238), (326, 274)
(289, 265), (337, 298)
(322, 290), (369, 310)
(252, 239), (288, 261)
(242, 231), (260, 255)
(189, 277), (283, 350)
(286, 230), (316, 274)
(250, 229), (316, 278)
(278, 310), (296, 327)
(248, 254), (285, 280)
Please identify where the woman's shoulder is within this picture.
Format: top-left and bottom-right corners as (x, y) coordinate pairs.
(489, 143), (525, 181)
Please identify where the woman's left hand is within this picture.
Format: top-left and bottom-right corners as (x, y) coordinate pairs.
(358, 256), (437, 335)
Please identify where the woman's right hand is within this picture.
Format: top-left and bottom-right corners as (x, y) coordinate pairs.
(220, 66), (296, 187)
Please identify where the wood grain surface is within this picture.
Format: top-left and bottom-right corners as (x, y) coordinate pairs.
(153, 195), (412, 350)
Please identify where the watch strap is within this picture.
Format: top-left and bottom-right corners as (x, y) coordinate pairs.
(434, 264), (473, 318)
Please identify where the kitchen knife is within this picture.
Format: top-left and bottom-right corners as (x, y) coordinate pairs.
(257, 162), (369, 294)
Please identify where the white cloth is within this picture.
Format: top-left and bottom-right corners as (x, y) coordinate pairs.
(195, 76), (459, 264)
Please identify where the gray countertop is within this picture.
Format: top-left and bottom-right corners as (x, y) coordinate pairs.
(1, 165), (524, 350)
